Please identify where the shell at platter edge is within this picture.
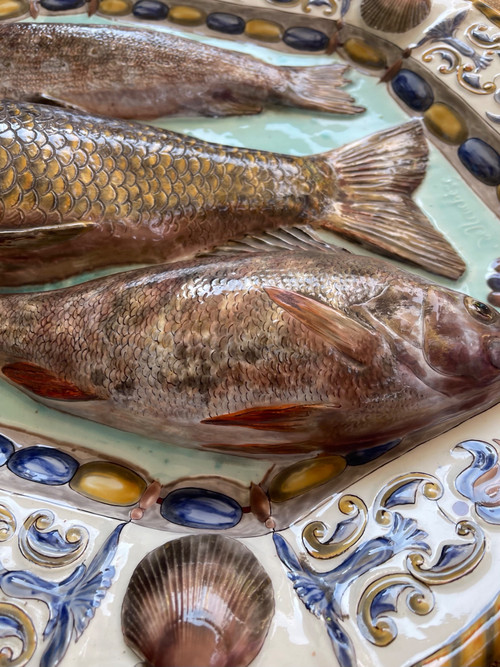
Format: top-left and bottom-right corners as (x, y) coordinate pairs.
(121, 534), (275, 667)
(360, 0), (432, 33)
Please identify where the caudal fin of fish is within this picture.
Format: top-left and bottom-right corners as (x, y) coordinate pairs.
(277, 65), (365, 115)
(315, 120), (466, 280)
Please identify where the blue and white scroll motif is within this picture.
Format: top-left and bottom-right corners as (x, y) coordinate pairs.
(413, 10), (492, 70)
(276, 465), (490, 666)
(18, 510), (90, 568)
(0, 601), (37, 665)
(0, 522), (124, 667)
(412, 7), (500, 118)
(274, 513), (429, 667)
(455, 439), (500, 524)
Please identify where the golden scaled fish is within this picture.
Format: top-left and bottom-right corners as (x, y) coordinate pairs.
(0, 236), (498, 457)
(0, 22), (364, 119)
(0, 101), (464, 285)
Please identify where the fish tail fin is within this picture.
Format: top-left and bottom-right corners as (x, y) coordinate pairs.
(315, 120), (466, 280)
(277, 65), (365, 115)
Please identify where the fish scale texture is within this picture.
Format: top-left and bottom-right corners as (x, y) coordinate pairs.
(0, 101), (319, 237)
(0, 23), (361, 118)
(0, 101), (465, 286)
(0, 250), (469, 453)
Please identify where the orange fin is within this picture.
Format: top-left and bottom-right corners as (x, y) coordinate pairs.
(264, 286), (378, 364)
(202, 403), (339, 432)
(2, 362), (99, 401)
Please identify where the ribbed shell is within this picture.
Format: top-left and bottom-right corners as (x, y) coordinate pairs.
(121, 534), (274, 667)
(361, 0), (431, 33)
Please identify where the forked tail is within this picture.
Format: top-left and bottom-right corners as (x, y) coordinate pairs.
(315, 120), (465, 280)
(278, 64), (365, 115)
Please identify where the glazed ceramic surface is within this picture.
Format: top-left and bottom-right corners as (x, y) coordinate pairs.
(2, 1), (500, 666)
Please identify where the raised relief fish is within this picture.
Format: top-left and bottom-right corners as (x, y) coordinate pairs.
(0, 22), (364, 119)
(0, 101), (464, 285)
(0, 238), (498, 457)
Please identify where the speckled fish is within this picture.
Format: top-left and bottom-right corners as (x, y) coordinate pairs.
(0, 101), (464, 286)
(0, 239), (498, 457)
(0, 22), (364, 119)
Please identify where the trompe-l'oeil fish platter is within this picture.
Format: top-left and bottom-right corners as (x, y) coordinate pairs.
(2, 1), (500, 666)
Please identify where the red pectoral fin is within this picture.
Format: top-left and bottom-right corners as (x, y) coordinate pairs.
(264, 286), (378, 364)
(202, 403), (340, 432)
(2, 362), (100, 401)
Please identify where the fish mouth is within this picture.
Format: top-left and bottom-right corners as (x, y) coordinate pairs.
(486, 337), (500, 369)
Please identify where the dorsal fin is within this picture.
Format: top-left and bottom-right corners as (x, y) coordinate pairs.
(199, 225), (346, 258)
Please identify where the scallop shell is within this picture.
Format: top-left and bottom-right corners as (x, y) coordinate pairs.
(122, 534), (274, 667)
(360, 0), (431, 33)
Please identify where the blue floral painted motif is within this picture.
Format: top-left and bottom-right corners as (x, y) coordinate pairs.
(455, 440), (500, 524)
(0, 610), (31, 645)
(0, 522), (124, 667)
(274, 513), (429, 667)
(0, 602), (36, 664)
(17, 511), (90, 568)
(384, 479), (423, 509)
(414, 10), (493, 70)
(431, 542), (474, 570)
(26, 525), (80, 555)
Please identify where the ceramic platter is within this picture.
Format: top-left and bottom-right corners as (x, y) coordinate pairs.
(2, 1), (500, 666)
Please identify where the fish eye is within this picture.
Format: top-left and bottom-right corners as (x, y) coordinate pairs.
(464, 296), (497, 323)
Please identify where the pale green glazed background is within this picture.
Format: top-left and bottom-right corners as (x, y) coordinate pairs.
(0, 14), (498, 482)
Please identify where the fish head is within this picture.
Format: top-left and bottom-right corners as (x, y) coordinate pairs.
(423, 286), (500, 385)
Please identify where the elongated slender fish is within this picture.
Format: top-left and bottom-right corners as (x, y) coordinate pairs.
(0, 237), (497, 457)
(0, 101), (464, 285)
(0, 23), (364, 119)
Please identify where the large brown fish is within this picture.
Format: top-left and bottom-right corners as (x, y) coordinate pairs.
(0, 237), (498, 457)
(0, 101), (464, 285)
(0, 23), (364, 119)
